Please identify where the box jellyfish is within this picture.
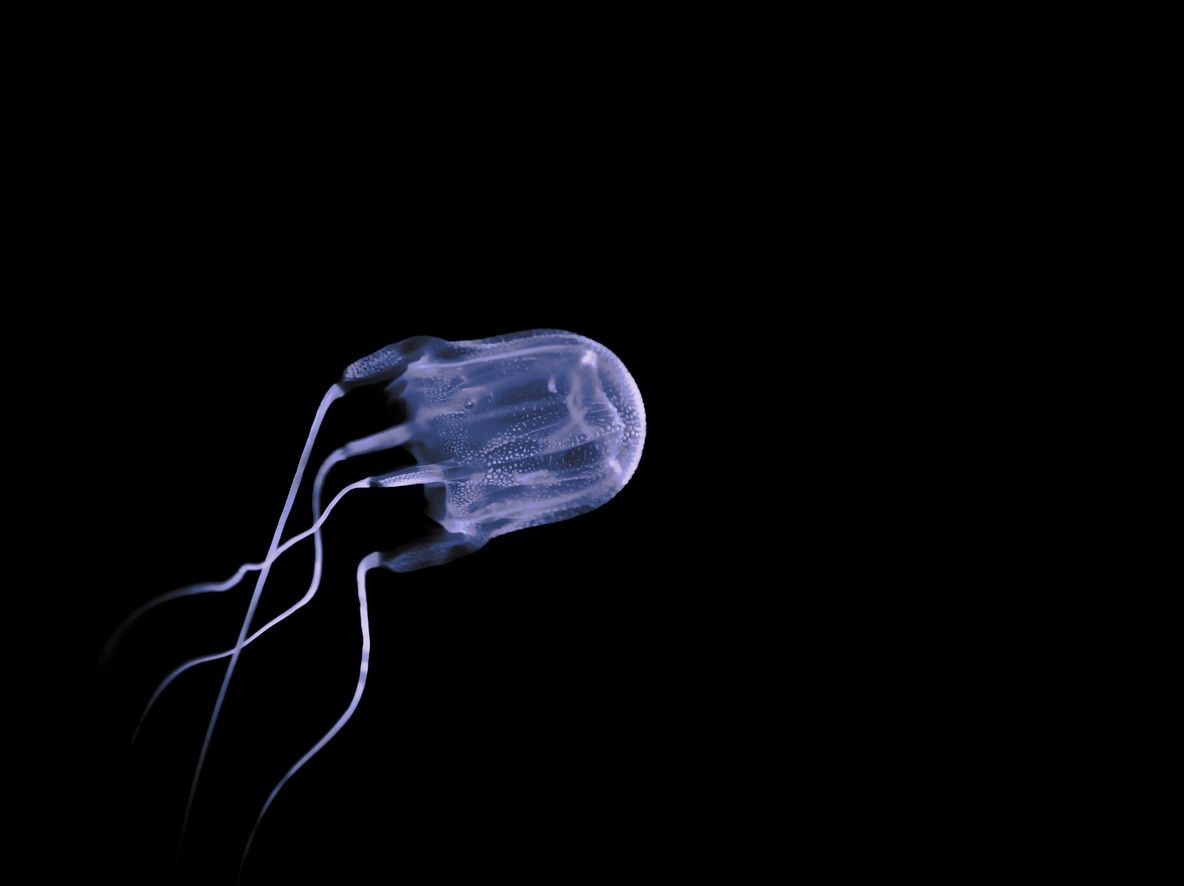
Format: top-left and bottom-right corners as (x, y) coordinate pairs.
(104, 329), (645, 876)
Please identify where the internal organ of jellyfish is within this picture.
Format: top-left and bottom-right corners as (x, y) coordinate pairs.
(110, 329), (646, 874)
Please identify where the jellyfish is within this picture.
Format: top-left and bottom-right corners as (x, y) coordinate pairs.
(104, 329), (645, 876)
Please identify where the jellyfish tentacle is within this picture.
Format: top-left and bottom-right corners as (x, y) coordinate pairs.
(179, 476), (364, 836)
(132, 648), (224, 745)
(133, 426), (413, 744)
(340, 422), (411, 457)
(180, 383), (345, 852)
(99, 562), (265, 669)
(97, 415), (405, 671)
(130, 474), (361, 736)
(370, 463), (449, 487)
(239, 551), (382, 880)
(129, 461), (353, 742)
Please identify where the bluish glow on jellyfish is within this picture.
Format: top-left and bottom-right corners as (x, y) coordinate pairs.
(104, 329), (645, 877)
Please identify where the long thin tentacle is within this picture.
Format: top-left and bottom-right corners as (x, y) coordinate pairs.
(340, 422), (411, 457)
(239, 552), (382, 880)
(131, 450), (342, 743)
(99, 562), (265, 670)
(176, 477), (365, 831)
(179, 384), (344, 851)
(131, 425), (410, 743)
(97, 422), (409, 672)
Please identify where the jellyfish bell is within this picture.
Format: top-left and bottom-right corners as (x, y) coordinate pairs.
(354, 330), (647, 571)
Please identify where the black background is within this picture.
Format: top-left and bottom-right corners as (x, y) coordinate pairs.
(12, 28), (799, 884)
(19, 31), (1072, 880)
(69, 294), (726, 883)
